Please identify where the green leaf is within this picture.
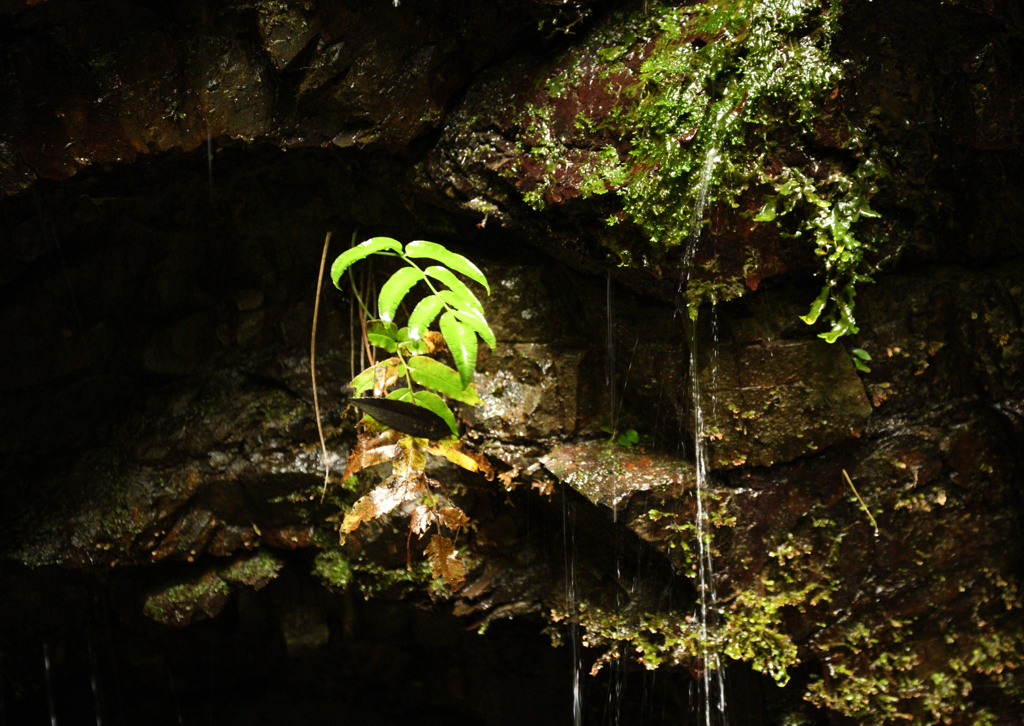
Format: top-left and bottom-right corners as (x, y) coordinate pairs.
(851, 348), (871, 361)
(348, 366), (376, 396)
(330, 237), (402, 289)
(800, 286), (830, 325)
(378, 266), (425, 323)
(411, 390), (458, 436)
(624, 429), (640, 444)
(753, 199), (777, 222)
(387, 387), (412, 401)
(440, 311), (478, 388)
(450, 308), (496, 350)
(428, 267), (486, 318)
(407, 294), (446, 339)
(853, 357), (871, 373)
(367, 320), (398, 352)
(407, 356), (482, 405)
(405, 240), (490, 293)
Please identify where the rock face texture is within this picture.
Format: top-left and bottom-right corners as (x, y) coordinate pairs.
(1, 0), (1022, 724)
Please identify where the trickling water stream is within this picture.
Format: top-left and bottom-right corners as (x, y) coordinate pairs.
(683, 140), (727, 726)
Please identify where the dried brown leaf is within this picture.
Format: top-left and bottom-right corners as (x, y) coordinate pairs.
(340, 471), (427, 535)
(424, 534), (466, 590)
(498, 469), (518, 490)
(423, 330), (445, 354)
(438, 506), (469, 532)
(427, 438), (494, 480)
(409, 504), (434, 535)
(341, 428), (404, 481)
(532, 477), (554, 497)
(373, 357), (403, 397)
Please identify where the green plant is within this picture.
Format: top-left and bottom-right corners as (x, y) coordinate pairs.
(850, 347), (871, 373)
(327, 236), (497, 589)
(601, 425), (641, 448)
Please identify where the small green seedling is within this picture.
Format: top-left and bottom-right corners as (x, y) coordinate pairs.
(602, 426), (642, 448)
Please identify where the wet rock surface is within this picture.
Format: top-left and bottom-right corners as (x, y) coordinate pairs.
(1, 0), (1023, 724)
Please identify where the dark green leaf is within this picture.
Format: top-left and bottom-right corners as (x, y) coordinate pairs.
(405, 240), (490, 293)
(378, 267), (425, 323)
(440, 312), (478, 388)
(407, 356), (482, 404)
(407, 294), (445, 339)
(330, 237), (402, 289)
(428, 267), (485, 318)
(351, 396), (451, 439)
(411, 390), (458, 436)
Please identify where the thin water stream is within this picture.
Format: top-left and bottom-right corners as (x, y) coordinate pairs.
(683, 140), (727, 726)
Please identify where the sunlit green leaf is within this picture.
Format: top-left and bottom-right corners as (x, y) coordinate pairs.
(407, 356), (482, 405)
(407, 294), (445, 339)
(378, 266), (425, 323)
(405, 240), (490, 293)
(330, 237), (402, 289)
(440, 311), (478, 388)
(387, 387), (412, 401)
(451, 309), (496, 350)
(428, 267), (486, 317)
(438, 289), (485, 322)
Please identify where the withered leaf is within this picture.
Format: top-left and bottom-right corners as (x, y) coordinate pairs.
(423, 330), (445, 354)
(498, 469), (518, 490)
(425, 534), (466, 590)
(409, 504), (435, 535)
(340, 471), (428, 535)
(438, 506), (469, 532)
(428, 438), (494, 480)
(341, 428), (404, 481)
(373, 363), (404, 397)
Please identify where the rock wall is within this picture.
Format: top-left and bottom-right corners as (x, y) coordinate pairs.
(1, 0), (1022, 724)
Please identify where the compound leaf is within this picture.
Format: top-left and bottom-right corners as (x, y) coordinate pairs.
(330, 237), (402, 288)
(440, 311), (478, 387)
(378, 266), (425, 323)
(405, 240), (490, 293)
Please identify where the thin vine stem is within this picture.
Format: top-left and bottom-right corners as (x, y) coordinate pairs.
(312, 232), (332, 501)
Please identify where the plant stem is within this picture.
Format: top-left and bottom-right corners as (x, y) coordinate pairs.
(312, 232), (332, 501)
(842, 468), (879, 538)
